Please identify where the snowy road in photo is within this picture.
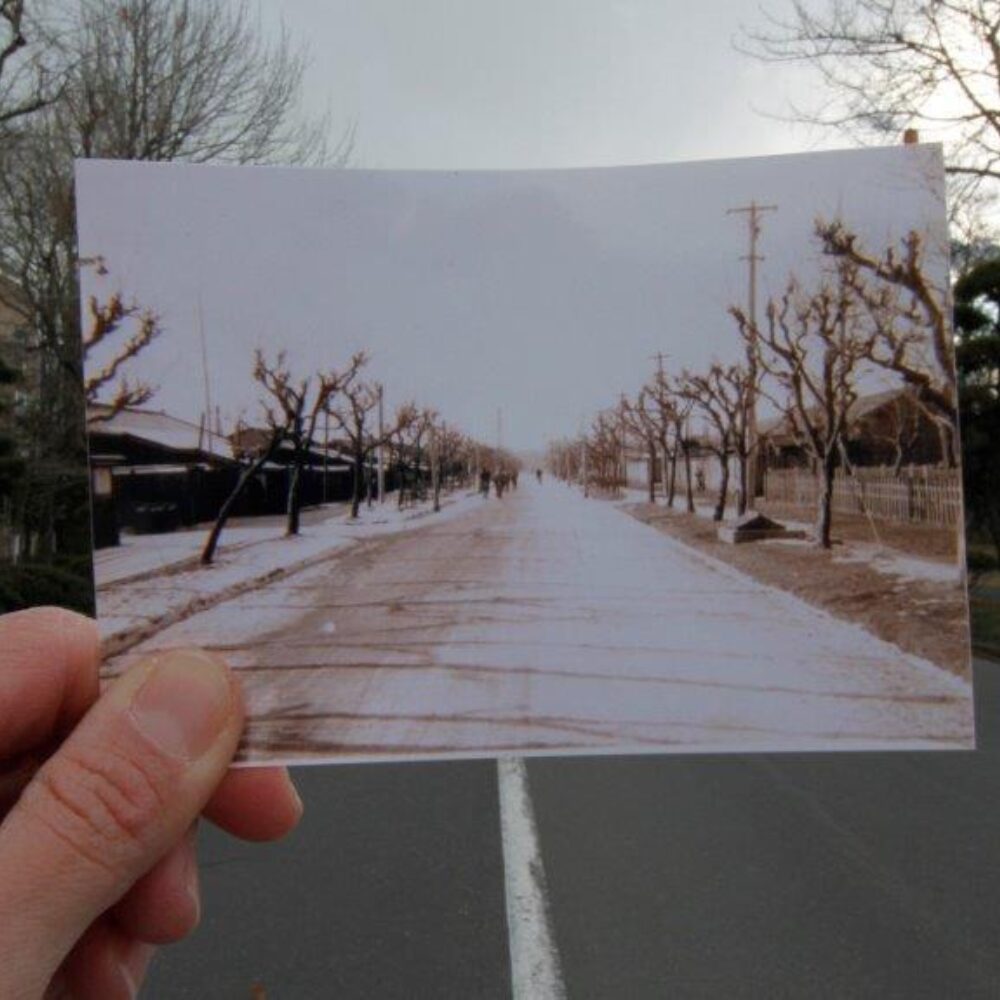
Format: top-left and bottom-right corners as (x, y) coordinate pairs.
(109, 480), (973, 760)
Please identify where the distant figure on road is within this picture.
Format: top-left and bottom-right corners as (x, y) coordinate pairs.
(479, 469), (491, 497)
(512, 470), (519, 490)
(495, 472), (509, 498)
(535, 468), (543, 484)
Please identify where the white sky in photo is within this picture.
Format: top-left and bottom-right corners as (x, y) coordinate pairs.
(76, 146), (948, 451)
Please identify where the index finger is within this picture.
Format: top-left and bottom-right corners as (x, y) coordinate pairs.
(0, 607), (100, 760)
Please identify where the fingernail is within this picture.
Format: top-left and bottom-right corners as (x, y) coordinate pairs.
(283, 768), (304, 817)
(128, 650), (233, 761)
(184, 830), (202, 924)
(118, 943), (155, 1000)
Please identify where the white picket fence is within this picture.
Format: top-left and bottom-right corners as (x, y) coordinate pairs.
(763, 466), (962, 528)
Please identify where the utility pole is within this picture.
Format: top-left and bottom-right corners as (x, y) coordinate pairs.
(430, 419), (440, 512)
(323, 407), (329, 504)
(197, 295), (214, 457)
(619, 393), (629, 495)
(727, 200), (777, 498)
(376, 383), (385, 503)
(650, 352), (669, 497)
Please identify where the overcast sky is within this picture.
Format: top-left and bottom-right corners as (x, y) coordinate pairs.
(77, 145), (948, 451)
(258, 0), (836, 171)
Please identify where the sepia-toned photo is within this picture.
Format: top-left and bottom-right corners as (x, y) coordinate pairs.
(76, 144), (974, 765)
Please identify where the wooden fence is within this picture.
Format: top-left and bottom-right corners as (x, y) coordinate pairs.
(762, 466), (962, 528)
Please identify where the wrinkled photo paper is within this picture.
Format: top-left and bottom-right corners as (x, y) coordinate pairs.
(76, 145), (974, 765)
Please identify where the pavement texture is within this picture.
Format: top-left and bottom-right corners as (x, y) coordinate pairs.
(144, 661), (999, 999)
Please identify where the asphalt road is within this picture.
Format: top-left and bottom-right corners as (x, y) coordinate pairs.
(145, 659), (998, 999)
(119, 481), (972, 761)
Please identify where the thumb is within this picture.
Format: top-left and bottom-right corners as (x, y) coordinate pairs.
(0, 648), (242, 994)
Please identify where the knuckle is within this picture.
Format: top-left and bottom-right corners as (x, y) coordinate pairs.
(22, 741), (175, 870)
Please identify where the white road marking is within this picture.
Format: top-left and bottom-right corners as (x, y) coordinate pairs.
(497, 756), (567, 1000)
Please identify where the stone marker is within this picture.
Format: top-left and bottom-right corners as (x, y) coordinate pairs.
(717, 510), (807, 545)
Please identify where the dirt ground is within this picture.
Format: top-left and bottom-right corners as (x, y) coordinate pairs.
(624, 501), (972, 680)
(755, 500), (960, 560)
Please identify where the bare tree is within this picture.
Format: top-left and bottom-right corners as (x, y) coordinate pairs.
(679, 363), (754, 519)
(642, 366), (694, 511)
(620, 391), (660, 504)
(0, 0), (344, 583)
(0, 0), (58, 130)
(392, 407), (435, 509)
(81, 262), (160, 422)
(329, 378), (413, 519)
(255, 349), (364, 535)
(200, 420), (283, 565)
(816, 219), (959, 464)
(587, 411), (625, 493)
(430, 421), (466, 511)
(732, 264), (876, 548)
(741, 0), (1000, 214)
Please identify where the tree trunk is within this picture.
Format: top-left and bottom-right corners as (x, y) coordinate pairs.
(201, 449), (275, 564)
(286, 456), (302, 536)
(736, 451), (748, 516)
(815, 452), (836, 549)
(647, 441), (656, 503)
(713, 454), (729, 522)
(937, 419), (957, 469)
(350, 446), (364, 518)
(682, 446), (695, 513)
(666, 442), (677, 508)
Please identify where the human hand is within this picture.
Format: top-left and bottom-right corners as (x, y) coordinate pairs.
(0, 607), (303, 999)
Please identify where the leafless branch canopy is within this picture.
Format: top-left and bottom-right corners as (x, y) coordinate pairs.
(57, 0), (332, 165)
(82, 288), (160, 420)
(0, 0), (59, 129)
(816, 218), (956, 424)
(740, 0), (1000, 209)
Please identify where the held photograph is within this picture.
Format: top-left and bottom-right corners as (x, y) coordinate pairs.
(76, 144), (974, 765)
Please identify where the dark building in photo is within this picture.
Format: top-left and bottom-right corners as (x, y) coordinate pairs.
(87, 406), (357, 546)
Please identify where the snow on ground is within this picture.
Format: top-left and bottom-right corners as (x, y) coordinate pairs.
(96, 524), (289, 587)
(98, 491), (483, 644)
(112, 479), (973, 763)
(619, 493), (960, 587)
(833, 545), (963, 585)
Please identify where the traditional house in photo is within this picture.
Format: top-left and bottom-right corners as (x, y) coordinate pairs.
(87, 405), (242, 542)
(756, 388), (961, 528)
(758, 387), (946, 473)
(228, 425), (356, 508)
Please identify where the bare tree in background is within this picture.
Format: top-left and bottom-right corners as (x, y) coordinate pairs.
(648, 369), (697, 513)
(0, 0), (58, 130)
(817, 219), (959, 464)
(620, 391), (660, 504)
(393, 407), (434, 510)
(329, 378), (413, 519)
(56, 0), (339, 165)
(587, 411), (625, 493)
(679, 363), (754, 519)
(0, 0), (346, 600)
(431, 421), (466, 511)
(732, 263), (876, 548)
(741, 0), (1000, 218)
(255, 349), (364, 536)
